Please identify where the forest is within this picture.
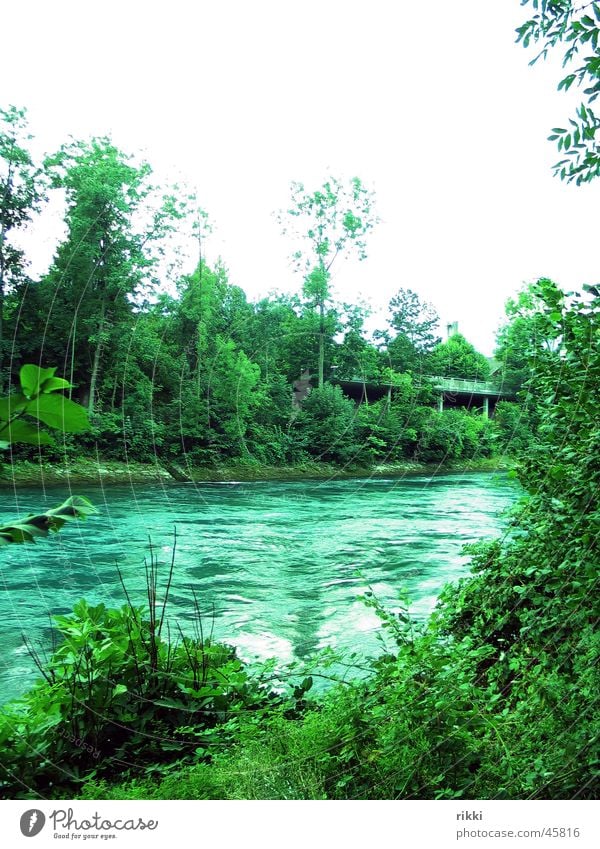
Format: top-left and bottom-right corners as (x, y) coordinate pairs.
(0, 0), (598, 802)
(0, 104), (538, 475)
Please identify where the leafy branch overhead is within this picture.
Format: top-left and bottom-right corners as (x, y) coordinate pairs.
(0, 364), (96, 545)
(0, 495), (96, 546)
(517, 0), (600, 183)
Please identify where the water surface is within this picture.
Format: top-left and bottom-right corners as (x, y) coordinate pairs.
(0, 472), (519, 702)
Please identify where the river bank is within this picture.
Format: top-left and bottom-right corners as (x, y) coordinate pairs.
(0, 455), (516, 487)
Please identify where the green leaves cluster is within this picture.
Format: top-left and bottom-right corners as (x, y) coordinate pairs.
(0, 495), (95, 546)
(0, 365), (89, 449)
(0, 363), (95, 545)
(517, 0), (600, 182)
(428, 332), (491, 381)
(282, 176), (377, 276)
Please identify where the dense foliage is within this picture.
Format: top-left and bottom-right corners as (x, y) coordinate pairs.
(0, 278), (596, 801)
(0, 363), (95, 544)
(70, 278), (596, 802)
(2, 39), (597, 797)
(0, 547), (295, 797)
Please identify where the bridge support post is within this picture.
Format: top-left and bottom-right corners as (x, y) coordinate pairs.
(438, 392), (444, 413)
(483, 396), (489, 419)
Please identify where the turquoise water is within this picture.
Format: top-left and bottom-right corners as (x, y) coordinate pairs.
(0, 472), (518, 703)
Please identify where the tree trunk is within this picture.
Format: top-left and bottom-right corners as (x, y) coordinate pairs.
(0, 163), (13, 394)
(88, 300), (106, 417)
(0, 217), (6, 394)
(318, 301), (325, 389)
(68, 313), (77, 400)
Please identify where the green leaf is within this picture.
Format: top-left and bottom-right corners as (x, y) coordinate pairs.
(20, 365), (56, 399)
(0, 518), (52, 545)
(46, 495), (97, 520)
(39, 377), (72, 393)
(0, 528), (35, 545)
(27, 394), (90, 433)
(0, 419), (53, 445)
(0, 497), (96, 546)
(0, 393), (28, 421)
(112, 684), (128, 697)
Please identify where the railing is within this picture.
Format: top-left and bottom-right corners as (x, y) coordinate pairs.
(426, 375), (514, 396)
(337, 374), (516, 397)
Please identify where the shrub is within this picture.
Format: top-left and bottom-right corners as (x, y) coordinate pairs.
(291, 384), (360, 464)
(0, 547), (281, 798)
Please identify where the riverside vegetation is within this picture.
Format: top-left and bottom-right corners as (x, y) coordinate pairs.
(1, 1), (599, 798)
(0, 278), (597, 800)
(0, 106), (528, 479)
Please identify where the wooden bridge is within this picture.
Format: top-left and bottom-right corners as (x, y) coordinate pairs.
(334, 374), (517, 417)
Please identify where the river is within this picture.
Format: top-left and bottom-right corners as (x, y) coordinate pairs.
(0, 472), (519, 703)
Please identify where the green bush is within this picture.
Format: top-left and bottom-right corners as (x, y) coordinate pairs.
(0, 553), (283, 798)
(415, 409), (495, 463)
(492, 400), (535, 454)
(291, 384), (360, 464)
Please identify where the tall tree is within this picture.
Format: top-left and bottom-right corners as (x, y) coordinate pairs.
(378, 287), (440, 374)
(495, 280), (561, 391)
(388, 288), (440, 349)
(42, 138), (193, 414)
(279, 176), (377, 388)
(334, 303), (382, 382)
(0, 106), (45, 388)
(517, 0), (600, 184)
(428, 333), (491, 381)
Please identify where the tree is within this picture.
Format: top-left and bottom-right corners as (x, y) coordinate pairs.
(333, 303), (382, 382)
(205, 337), (261, 457)
(280, 176), (377, 388)
(375, 288), (440, 375)
(42, 137), (195, 415)
(428, 333), (491, 381)
(495, 280), (561, 391)
(388, 288), (440, 350)
(292, 383), (359, 464)
(517, 0), (600, 183)
(0, 106), (45, 387)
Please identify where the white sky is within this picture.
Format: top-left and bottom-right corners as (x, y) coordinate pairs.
(2, 0), (598, 354)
